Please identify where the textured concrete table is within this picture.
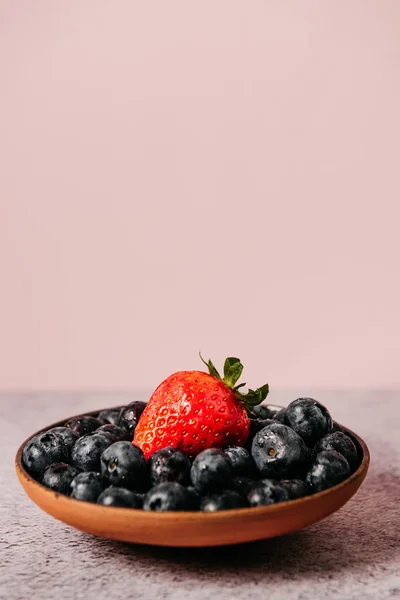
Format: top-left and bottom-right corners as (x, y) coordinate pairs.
(1, 391), (399, 600)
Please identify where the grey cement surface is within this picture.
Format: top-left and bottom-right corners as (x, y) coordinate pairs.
(1, 390), (399, 600)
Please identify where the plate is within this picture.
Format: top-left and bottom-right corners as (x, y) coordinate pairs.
(15, 405), (370, 547)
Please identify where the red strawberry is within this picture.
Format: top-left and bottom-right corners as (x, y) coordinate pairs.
(134, 356), (269, 459)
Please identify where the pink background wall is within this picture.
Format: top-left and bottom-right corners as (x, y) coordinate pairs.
(1, 1), (399, 392)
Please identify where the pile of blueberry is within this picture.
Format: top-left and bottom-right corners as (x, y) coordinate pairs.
(22, 398), (360, 511)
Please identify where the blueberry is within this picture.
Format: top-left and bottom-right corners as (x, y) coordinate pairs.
(306, 450), (351, 492)
(245, 418), (279, 451)
(96, 424), (131, 442)
(201, 490), (248, 511)
(331, 420), (344, 434)
(65, 416), (103, 437)
(313, 431), (358, 471)
(47, 427), (79, 458)
(148, 447), (191, 486)
(251, 422), (309, 479)
(97, 409), (121, 425)
(248, 479), (290, 507)
(100, 441), (149, 491)
(71, 433), (114, 472)
(223, 446), (256, 477)
(70, 472), (103, 502)
(245, 420), (262, 451)
(143, 482), (199, 511)
(186, 486), (200, 501)
(254, 418), (281, 431)
(118, 401), (147, 437)
(95, 431), (118, 444)
(97, 486), (143, 508)
(230, 476), (256, 498)
(190, 449), (233, 494)
(279, 479), (309, 499)
(22, 432), (68, 479)
(285, 398), (332, 447)
(41, 463), (80, 495)
(250, 405), (272, 419)
(273, 408), (287, 424)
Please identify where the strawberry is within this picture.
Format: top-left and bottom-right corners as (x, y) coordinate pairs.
(134, 356), (269, 459)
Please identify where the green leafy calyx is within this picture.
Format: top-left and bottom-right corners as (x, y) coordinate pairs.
(199, 353), (269, 413)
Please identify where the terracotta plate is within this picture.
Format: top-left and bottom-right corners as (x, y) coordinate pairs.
(15, 405), (370, 547)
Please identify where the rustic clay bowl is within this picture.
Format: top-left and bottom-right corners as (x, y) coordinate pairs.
(15, 405), (370, 547)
